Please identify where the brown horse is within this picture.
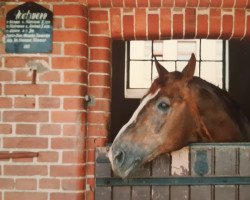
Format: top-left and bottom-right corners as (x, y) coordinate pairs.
(108, 54), (250, 178)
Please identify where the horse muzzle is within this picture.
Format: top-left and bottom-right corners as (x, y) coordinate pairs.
(108, 144), (144, 178)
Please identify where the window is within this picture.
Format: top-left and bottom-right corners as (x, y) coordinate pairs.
(125, 39), (228, 98)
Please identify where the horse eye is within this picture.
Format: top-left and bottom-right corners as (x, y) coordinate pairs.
(157, 102), (170, 112)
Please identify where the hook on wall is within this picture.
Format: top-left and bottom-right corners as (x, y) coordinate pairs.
(84, 94), (95, 106)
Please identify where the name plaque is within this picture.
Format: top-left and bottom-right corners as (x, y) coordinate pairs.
(5, 1), (53, 53)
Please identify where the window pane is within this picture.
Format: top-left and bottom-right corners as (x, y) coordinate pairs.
(201, 40), (223, 60)
(130, 41), (152, 60)
(152, 61), (176, 80)
(163, 40), (177, 60)
(177, 40), (199, 60)
(176, 61), (199, 76)
(129, 61), (151, 88)
(200, 62), (223, 87)
(153, 41), (163, 56)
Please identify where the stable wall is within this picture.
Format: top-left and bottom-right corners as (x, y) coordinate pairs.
(0, 1), (250, 200)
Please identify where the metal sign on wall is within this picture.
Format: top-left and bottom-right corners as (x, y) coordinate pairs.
(5, 1), (53, 53)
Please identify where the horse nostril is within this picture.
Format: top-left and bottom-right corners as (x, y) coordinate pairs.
(114, 150), (125, 167)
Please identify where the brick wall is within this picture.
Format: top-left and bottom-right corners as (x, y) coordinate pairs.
(0, 0), (250, 200)
(0, 1), (88, 200)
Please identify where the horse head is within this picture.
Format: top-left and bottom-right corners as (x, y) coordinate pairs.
(108, 54), (250, 178)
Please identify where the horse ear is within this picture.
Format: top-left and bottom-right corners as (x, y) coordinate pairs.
(155, 57), (168, 80)
(182, 53), (196, 81)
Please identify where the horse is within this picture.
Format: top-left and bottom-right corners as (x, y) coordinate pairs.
(108, 53), (250, 178)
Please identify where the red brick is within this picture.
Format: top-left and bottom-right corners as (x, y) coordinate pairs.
(15, 70), (32, 82)
(88, 62), (111, 74)
(86, 150), (96, 165)
(90, 23), (109, 35)
(52, 84), (86, 96)
(3, 137), (48, 149)
(210, 0), (222, 7)
(137, 0), (148, 6)
(52, 111), (85, 123)
(87, 124), (108, 137)
(161, 0), (173, 6)
(39, 178), (60, 189)
(88, 87), (111, 99)
(89, 74), (110, 87)
(62, 178), (85, 190)
(39, 71), (61, 82)
(0, 70), (13, 81)
(110, 8), (122, 39)
(89, 10), (108, 21)
(100, 0), (112, 7)
(4, 165), (47, 176)
(62, 151), (85, 163)
(64, 44), (87, 56)
(51, 137), (79, 149)
(197, 14), (208, 38)
(175, 0), (187, 6)
(198, 0), (210, 6)
(124, 0), (136, 7)
(0, 97), (12, 108)
(16, 124), (36, 135)
(123, 15), (134, 39)
(209, 9), (221, 39)
(221, 14), (233, 39)
(187, 0), (198, 6)
(52, 57), (87, 69)
(54, 5), (87, 16)
(0, 124), (12, 134)
(87, 112), (110, 125)
(64, 71), (87, 83)
(50, 165), (85, 177)
(53, 17), (63, 29)
(86, 138), (108, 149)
(3, 111), (48, 122)
(173, 14), (184, 38)
(4, 84), (49, 95)
(64, 98), (85, 110)
(39, 97), (60, 109)
(53, 30), (87, 43)
(5, 192), (47, 200)
(87, 0), (99, 6)
(148, 14), (159, 39)
(222, 0), (234, 7)
(40, 124), (61, 135)
(37, 151), (59, 162)
(88, 99), (110, 112)
(5, 57), (48, 68)
(90, 49), (111, 61)
(14, 97), (35, 108)
(64, 17), (87, 29)
(160, 8), (171, 38)
(235, 0), (247, 8)
(16, 179), (37, 190)
(0, 178), (14, 189)
(185, 8), (196, 38)
(89, 36), (111, 48)
(233, 9), (245, 39)
(63, 124), (85, 136)
(52, 43), (62, 55)
(50, 193), (84, 200)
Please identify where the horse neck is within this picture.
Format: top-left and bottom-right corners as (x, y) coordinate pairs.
(188, 80), (250, 142)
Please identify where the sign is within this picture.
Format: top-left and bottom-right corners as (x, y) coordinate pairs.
(5, 1), (53, 53)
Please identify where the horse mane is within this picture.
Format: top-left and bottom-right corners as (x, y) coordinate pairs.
(189, 76), (250, 140)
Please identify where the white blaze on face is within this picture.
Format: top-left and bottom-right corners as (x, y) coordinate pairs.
(108, 88), (160, 166)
